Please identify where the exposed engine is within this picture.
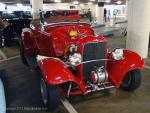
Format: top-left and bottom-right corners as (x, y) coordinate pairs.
(63, 44), (108, 85)
(63, 44), (82, 66)
(90, 67), (108, 84)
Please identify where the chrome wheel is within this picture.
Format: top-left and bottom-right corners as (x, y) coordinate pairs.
(40, 78), (48, 105)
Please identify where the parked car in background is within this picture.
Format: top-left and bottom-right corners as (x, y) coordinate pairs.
(2, 13), (17, 20)
(1, 12), (31, 46)
(44, 10), (79, 19)
(13, 11), (32, 19)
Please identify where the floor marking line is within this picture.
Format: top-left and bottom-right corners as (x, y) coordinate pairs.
(61, 97), (78, 113)
(0, 50), (7, 60)
(0, 55), (20, 63)
(144, 65), (150, 70)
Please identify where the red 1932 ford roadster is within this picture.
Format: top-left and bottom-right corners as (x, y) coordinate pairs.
(20, 11), (144, 110)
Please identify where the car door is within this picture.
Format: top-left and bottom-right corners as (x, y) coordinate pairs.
(33, 26), (52, 56)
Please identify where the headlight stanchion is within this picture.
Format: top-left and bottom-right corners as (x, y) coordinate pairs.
(69, 53), (82, 66)
(112, 49), (124, 60)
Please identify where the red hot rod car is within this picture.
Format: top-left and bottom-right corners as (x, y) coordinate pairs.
(20, 11), (144, 110)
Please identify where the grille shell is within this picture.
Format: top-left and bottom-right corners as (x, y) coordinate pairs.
(82, 42), (106, 80)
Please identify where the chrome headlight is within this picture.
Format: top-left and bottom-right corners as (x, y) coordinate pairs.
(69, 53), (82, 66)
(112, 49), (124, 60)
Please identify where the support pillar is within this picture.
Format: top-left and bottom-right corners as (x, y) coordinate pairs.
(126, 0), (150, 58)
(96, 0), (104, 24)
(109, 5), (114, 19)
(30, 0), (43, 19)
(125, 0), (128, 20)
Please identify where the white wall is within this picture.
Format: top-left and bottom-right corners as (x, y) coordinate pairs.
(7, 5), (31, 13)
(43, 3), (71, 11)
(104, 4), (126, 18)
(0, 3), (6, 11)
(0, 4), (31, 13)
(77, 4), (96, 17)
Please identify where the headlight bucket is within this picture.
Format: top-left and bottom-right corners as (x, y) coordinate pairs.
(69, 53), (82, 66)
(112, 48), (124, 60)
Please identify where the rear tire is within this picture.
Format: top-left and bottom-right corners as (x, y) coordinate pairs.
(120, 69), (141, 92)
(20, 39), (28, 66)
(40, 78), (61, 111)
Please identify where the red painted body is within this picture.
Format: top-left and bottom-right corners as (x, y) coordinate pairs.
(22, 21), (144, 95)
(107, 50), (144, 88)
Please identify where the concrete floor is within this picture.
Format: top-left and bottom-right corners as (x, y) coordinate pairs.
(0, 33), (150, 113)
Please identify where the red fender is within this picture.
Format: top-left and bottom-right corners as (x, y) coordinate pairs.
(107, 50), (144, 88)
(38, 58), (87, 93)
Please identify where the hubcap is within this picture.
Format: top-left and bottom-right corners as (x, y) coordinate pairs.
(40, 78), (48, 105)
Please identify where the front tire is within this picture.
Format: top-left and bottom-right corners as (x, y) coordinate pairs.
(120, 69), (141, 92)
(40, 78), (61, 111)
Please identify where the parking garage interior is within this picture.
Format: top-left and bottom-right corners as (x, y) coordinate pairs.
(0, 0), (150, 113)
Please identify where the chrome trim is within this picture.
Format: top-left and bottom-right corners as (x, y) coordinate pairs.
(22, 28), (31, 32)
(87, 86), (115, 93)
(74, 59), (111, 66)
(36, 55), (69, 67)
(44, 22), (91, 27)
(40, 78), (48, 105)
(67, 82), (72, 98)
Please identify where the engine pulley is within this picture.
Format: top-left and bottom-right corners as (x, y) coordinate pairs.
(90, 67), (108, 84)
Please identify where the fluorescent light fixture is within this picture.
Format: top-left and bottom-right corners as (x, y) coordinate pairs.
(90, 0), (95, 1)
(54, 0), (61, 3)
(0, 2), (5, 7)
(17, 3), (23, 7)
(87, 2), (93, 5)
(116, 1), (122, 4)
(105, 0), (111, 3)
(80, 3), (84, 7)
(73, 1), (79, 5)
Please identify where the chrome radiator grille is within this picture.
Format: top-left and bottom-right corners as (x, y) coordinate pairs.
(82, 42), (106, 80)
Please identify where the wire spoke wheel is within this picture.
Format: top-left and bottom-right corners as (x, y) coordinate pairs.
(40, 78), (48, 105)
(39, 76), (61, 111)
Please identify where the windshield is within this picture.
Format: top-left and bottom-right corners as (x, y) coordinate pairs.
(31, 10), (80, 27)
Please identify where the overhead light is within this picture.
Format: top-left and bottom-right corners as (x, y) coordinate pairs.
(87, 2), (93, 5)
(105, 0), (111, 3)
(54, 0), (61, 3)
(73, 1), (79, 5)
(17, 3), (23, 7)
(80, 3), (84, 7)
(116, 1), (122, 4)
(90, 0), (95, 1)
(0, 2), (5, 7)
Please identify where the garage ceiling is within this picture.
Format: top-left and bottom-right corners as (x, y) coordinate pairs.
(0, 0), (126, 4)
